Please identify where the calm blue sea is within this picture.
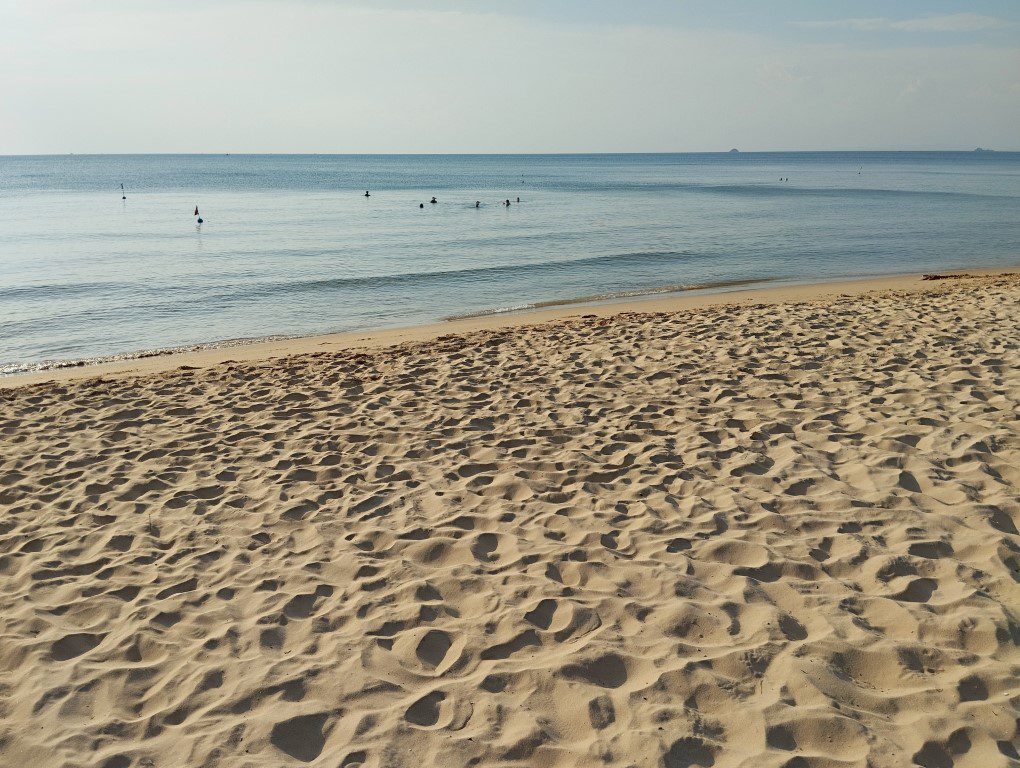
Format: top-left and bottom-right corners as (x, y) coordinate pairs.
(1, 152), (1018, 374)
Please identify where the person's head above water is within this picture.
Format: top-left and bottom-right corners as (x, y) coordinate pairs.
(419, 203), (424, 208)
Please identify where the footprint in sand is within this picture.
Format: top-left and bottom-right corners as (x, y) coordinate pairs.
(269, 712), (329, 762)
(404, 690), (445, 727)
(561, 653), (628, 688)
(471, 532), (500, 562)
(51, 632), (105, 661)
(415, 630), (454, 668)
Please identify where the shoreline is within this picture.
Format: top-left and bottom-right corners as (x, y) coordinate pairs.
(2, 266), (1015, 389)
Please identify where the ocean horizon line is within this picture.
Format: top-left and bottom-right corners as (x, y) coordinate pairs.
(3, 148), (1019, 159)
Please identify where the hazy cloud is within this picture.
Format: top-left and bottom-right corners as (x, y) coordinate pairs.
(1, 3), (1018, 152)
(792, 13), (1008, 33)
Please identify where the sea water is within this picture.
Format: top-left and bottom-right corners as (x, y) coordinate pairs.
(1, 152), (1018, 373)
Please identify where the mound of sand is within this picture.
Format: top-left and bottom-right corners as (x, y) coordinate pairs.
(0, 275), (1017, 768)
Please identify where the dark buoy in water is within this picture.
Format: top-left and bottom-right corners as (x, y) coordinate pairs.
(197, 216), (204, 224)
(121, 183), (126, 200)
(419, 203), (424, 209)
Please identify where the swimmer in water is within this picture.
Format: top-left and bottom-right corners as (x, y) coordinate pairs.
(194, 206), (199, 216)
(430, 196), (438, 204)
(364, 191), (370, 197)
(516, 197), (520, 203)
(475, 201), (480, 208)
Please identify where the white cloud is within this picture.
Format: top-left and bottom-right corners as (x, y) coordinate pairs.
(793, 13), (1008, 33)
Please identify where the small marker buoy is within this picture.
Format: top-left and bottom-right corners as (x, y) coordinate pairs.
(197, 217), (203, 224)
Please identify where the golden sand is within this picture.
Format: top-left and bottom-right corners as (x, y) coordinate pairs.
(1, 273), (1018, 768)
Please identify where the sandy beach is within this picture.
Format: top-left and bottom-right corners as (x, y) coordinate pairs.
(1, 271), (1018, 768)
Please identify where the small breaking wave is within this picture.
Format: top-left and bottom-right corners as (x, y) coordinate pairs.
(443, 277), (776, 320)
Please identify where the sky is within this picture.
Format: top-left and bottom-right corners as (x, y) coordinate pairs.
(1, 0), (1018, 153)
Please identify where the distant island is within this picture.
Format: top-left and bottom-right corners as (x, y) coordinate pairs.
(973, 148), (996, 153)
(729, 148), (740, 153)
